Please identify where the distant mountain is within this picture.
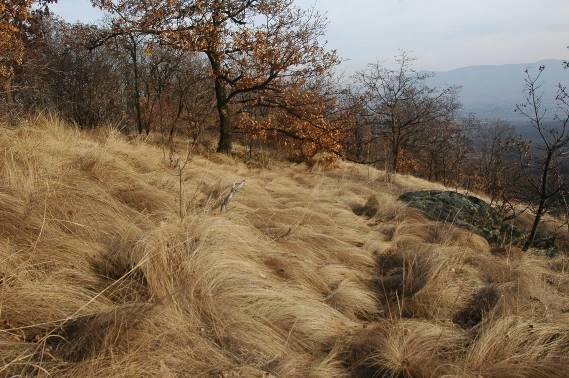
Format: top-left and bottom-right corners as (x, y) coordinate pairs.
(428, 59), (568, 122)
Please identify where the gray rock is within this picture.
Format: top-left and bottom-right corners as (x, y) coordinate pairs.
(399, 191), (554, 250)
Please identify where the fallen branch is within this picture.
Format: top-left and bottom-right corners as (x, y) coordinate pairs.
(220, 180), (246, 214)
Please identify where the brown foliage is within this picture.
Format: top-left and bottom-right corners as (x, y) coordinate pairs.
(92, 0), (340, 153)
(0, 0), (56, 102)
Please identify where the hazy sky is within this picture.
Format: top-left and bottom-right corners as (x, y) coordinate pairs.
(49, 0), (569, 72)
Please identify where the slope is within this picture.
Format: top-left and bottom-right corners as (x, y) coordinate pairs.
(1, 116), (569, 377)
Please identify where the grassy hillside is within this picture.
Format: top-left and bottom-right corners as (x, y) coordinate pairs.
(1, 116), (569, 377)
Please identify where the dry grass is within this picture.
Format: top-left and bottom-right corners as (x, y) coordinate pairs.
(1, 115), (568, 377)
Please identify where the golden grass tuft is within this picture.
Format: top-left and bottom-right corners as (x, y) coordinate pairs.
(1, 115), (568, 376)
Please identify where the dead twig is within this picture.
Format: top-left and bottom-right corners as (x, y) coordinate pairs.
(172, 129), (202, 220)
(220, 180), (246, 214)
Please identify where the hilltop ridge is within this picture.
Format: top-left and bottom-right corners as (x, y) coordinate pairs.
(428, 59), (568, 122)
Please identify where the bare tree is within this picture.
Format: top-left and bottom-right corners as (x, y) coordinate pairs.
(43, 21), (128, 127)
(169, 53), (214, 145)
(355, 53), (460, 175)
(478, 120), (518, 200)
(410, 116), (477, 187)
(473, 120), (532, 225)
(110, 32), (147, 134)
(516, 66), (569, 250)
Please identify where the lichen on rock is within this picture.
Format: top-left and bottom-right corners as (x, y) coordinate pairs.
(399, 190), (554, 250)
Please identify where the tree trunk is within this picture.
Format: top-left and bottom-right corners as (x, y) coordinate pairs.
(391, 140), (400, 175)
(3, 77), (14, 105)
(168, 91), (184, 145)
(217, 103), (232, 153)
(523, 150), (553, 251)
(524, 198), (546, 250)
(214, 77), (232, 153)
(206, 45), (233, 154)
(168, 122), (176, 144)
(129, 36), (144, 134)
(561, 191), (569, 235)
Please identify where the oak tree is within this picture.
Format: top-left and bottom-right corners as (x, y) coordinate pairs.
(93, 0), (339, 153)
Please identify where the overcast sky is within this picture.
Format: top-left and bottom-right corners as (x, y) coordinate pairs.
(49, 0), (569, 72)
